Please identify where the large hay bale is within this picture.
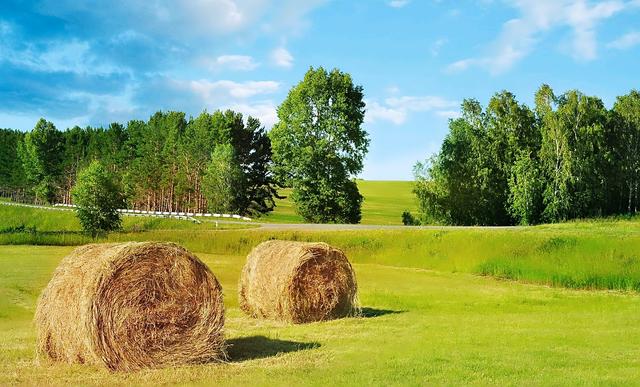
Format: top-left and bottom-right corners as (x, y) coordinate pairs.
(239, 240), (358, 323)
(34, 242), (225, 371)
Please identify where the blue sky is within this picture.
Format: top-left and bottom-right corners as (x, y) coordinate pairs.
(1, 0), (640, 179)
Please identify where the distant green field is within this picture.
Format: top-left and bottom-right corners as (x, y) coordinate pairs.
(263, 180), (417, 224)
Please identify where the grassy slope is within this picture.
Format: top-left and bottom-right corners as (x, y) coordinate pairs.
(1, 246), (640, 385)
(4, 204), (640, 292)
(0, 204), (254, 233)
(262, 180), (418, 224)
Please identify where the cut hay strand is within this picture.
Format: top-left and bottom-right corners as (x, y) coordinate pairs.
(34, 242), (225, 371)
(239, 240), (359, 323)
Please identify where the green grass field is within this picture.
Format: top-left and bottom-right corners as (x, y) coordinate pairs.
(263, 180), (418, 224)
(2, 244), (640, 385)
(3, 195), (640, 384)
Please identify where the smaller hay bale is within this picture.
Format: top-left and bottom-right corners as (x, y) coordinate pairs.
(239, 240), (359, 323)
(34, 242), (225, 371)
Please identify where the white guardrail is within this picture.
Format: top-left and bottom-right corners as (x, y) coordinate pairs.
(0, 201), (252, 223)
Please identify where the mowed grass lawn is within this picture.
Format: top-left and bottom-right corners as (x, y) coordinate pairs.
(2, 242), (640, 385)
(263, 180), (418, 224)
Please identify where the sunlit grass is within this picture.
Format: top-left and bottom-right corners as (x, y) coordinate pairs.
(262, 180), (418, 224)
(4, 202), (640, 292)
(1, 246), (640, 385)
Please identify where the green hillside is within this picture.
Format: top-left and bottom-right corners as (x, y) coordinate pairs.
(263, 180), (418, 225)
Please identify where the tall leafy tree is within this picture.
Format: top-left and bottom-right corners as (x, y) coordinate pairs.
(72, 160), (124, 237)
(536, 85), (572, 222)
(19, 118), (64, 203)
(612, 90), (640, 213)
(486, 91), (539, 224)
(270, 66), (369, 223)
(508, 151), (543, 225)
(0, 129), (27, 191)
(414, 102), (493, 225)
(229, 116), (281, 215)
(556, 90), (608, 218)
(202, 144), (244, 213)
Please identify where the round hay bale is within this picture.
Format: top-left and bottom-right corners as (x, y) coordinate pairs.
(34, 242), (225, 371)
(239, 240), (358, 323)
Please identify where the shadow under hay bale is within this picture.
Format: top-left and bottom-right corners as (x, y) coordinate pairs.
(359, 307), (405, 318)
(239, 240), (359, 323)
(34, 242), (225, 372)
(227, 335), (320, 362)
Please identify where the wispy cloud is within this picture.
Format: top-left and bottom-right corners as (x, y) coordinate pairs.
(366, 95), (458, 125)
(270, 47), (294, 68)
(223, 101), (279, 128)
(366, 101), (407, 125)
(177, 80), (280, 101)
(0, 1), (328, 128)
(430, 38), (448, 57)
(388, 0), (410, 8)
(202, 55), (259, 71)
(607, 31), (640, 50)
(448, 0), (629, 75)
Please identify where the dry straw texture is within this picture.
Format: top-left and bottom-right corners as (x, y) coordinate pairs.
(34, 242), (225, 372)
(239, 240), (359, 323)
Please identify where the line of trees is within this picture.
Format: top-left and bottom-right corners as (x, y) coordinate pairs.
(414, 85), (640, 226)
(1, 110), (280, 216)
(0, 67), (370, 223)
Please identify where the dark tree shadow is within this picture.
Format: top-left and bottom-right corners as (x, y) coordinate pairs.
(359, 307), (405, 318)
(227, 335), (320, 362)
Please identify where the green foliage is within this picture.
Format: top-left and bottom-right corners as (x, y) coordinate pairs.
(202, 144), (244, 213)
(291, 178), (363, 223)
(417, 85), (640, 225)
(270, 67), (369, 223)
(508, 151), (543, 225)
(0, 129), (27, 190)
(19, 119), (64, 203)
(229, 115), (280, 215)
(71, 161), (124, 236)
(401, 210), (420, 226)
(612, 90), (640, 213)
(1, 109), (278, 216)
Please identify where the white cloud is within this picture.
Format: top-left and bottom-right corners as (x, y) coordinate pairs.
(448, 0), (629, 74)
(39, 0), (327, 39)
(2, 39), (121, 76)
(224, 101), (279, 128)
(607, 31), (640, 50)
(178, 0), (248, 33)
(386, 96), (458, 111)
(270, 47), (294, 68)
(566, 0), (625, 60)
(435, 110), (462, 119)
(204, 54), (259, 71)
(180, 79), (280, 101)
(261, 0), (328, 36)
(366, 101), (407, 125)
(430, 38), (448, 57)
(366, 95), (458, 125)
(150, 78), (281, 128)
(388, 0), (410, 8)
